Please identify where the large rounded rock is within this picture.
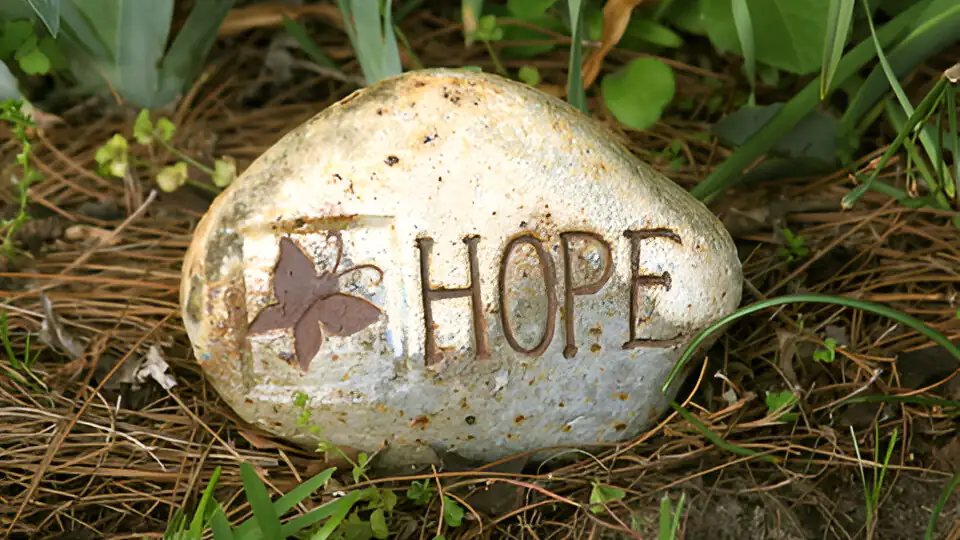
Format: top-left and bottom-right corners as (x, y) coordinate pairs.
(180, 69), (742, 466)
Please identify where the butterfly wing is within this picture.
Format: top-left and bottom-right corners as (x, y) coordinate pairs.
(292, 300), (328, 371)
(271, 237), (323, 313)
(313, 293), (382, 337)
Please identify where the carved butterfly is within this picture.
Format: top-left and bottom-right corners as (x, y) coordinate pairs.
(248, 234), (383, 371)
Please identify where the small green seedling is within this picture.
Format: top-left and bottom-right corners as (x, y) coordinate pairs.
(778, 228), (809, 262)
(765, 390), (798, 422)
(97, 109), (235, 194)
(813, 338), (838, 363)
(658, 492), (686, 540)
(406, 480), (435, 506)
(589, 481), (625, 514)
(472, 15), (507, 76)
(0, 99), (44, 257)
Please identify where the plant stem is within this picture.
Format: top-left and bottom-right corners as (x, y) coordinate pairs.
(159, 139), (215, 175)
(483, 40), (507, 76)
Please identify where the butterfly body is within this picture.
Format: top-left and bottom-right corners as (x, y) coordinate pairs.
(249, 235), (383, 371)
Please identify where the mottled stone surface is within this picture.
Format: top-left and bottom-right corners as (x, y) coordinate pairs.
(180, 68), (742, 465)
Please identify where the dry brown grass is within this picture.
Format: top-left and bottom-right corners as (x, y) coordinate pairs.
(0, 8), (958, 540)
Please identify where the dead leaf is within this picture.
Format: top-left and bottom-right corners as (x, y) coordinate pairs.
(219, 3), (342, 37)
(137, 346), (177, 390)
(38, 293), (84, 359)
(582, 0), (646, 89)
(64, 225), (119, 246)
(776, 329), (800, 388)
(933, 437), (960, 473)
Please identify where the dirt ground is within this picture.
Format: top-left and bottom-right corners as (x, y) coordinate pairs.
(1, 3), (958, 539)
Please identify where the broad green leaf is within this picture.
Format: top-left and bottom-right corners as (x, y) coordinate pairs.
(36, 37), (65, 69)
(16, 46), (50, 75)
(157, 0), (234, 107)
(507, 0), (557, 19)
(601, 57), (675, 130)
(442, 497), (464, 527)
(622, 18), (685, 49)
(711, 103), (840, 164)
(566, 0), (586, 112)
(0, 20), (34, 58)
(821, 0), (855, 98)
(703, 0), (830, 74)
(0, 61), (21, 100)
(731, 0), (755, 103)
(370, 508), (389, 539)
(26, 0), (60, 37)
(660, 0), (706, 36)
(240, 462), (283, 540)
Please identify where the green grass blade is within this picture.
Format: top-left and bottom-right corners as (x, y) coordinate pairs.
(947, 81), (958, 202)
(731, 0), (755, 104)
(566, 0), (586, 113)
(0, 311), (21, 370)
(381, 0), (402, 79)
(272, 467), (336, 515)
(843, 1), (960, 132)
(188, 466), (222, 537)
(114, 0), (173, 107)
(210, 504), (236, 540)
(925, 471), (960, 540)
(670, 493), (685, 537)
(462, 0), (484, 45)
(670, 401), (777, 463)
(821, 0), (855, 99)
(859, 0), (941, 181)
(282, 491), (361, 538)
(659, 495), (673, 539)
(26, 0), (60, 37)
(350, 0), (385, 85)
(281, 15), (340, 70)
(841, 78), (948, 209)
(157, 0), (234, 107)
(663, 293), (960, 392)
(239, 462), (282, 540)
(688, 0), (931, 203)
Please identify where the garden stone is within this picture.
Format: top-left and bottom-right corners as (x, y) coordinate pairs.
(180, 68), (743, 466)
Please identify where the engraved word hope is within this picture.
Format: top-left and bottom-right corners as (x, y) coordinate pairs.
(415, 228), (683, 365)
